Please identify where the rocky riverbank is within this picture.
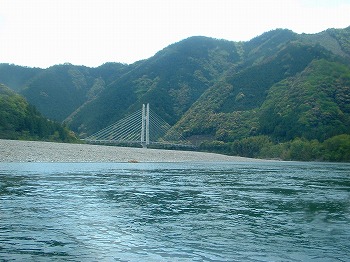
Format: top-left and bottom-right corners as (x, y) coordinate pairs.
(0, 139), (267, 163)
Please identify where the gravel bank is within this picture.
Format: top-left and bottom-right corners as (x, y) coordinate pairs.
(0, 139), (264, 163)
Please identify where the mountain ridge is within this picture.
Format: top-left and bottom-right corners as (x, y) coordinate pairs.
(1, 26), (350, 161)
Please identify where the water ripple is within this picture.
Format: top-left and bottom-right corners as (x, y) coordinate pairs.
(1, 162), (350, 261)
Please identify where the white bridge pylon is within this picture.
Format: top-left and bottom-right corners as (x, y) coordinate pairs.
(84, 103), (194, 148)
(141, 103), (150, 148)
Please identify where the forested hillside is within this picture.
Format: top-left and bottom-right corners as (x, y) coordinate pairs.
(0, 84), (76, 142)
(0, 64), (42, 92)
(1, 26), (349, 161)
(67, 36), (243, 134)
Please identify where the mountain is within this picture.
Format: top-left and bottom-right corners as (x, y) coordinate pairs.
(1, 26), (349, 161)
(0, 64), (43, 92)
(0, 84), (76, 142)
(0, 62), (128, 122)
(259, 59), (350, 141)
(67, 36), (243, 135)
(21, 63), (129, 122)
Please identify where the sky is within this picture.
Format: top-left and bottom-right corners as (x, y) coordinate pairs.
(0, 0), (350, 68)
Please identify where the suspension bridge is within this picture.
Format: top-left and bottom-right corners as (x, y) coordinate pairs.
(83, 104), (195, 149)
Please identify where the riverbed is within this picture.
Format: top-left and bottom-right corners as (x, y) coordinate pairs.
(0, 139), (261, 163)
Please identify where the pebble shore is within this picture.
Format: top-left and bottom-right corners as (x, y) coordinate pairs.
(0, 139), (264, 163)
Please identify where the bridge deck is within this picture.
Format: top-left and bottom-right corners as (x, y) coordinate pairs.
(82, 139), (197, 149)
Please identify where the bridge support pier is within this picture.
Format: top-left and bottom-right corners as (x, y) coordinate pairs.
(141, 103), (150, 148)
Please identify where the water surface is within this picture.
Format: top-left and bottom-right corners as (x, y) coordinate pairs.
(1, 162), (349, 261)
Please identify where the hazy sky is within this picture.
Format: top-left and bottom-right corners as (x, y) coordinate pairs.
(1, 0), (349, 68)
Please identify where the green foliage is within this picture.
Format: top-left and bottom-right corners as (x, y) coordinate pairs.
(261, 135), (350, 162)
(321, 134), (350, 161)
(243, 29), (297, 63)
(327, 26), (350, 57)
(0, 84), (77, 142)
(220, 41), (330, 112)
(230, 135), (272, 158)
(0, 63), (128, 122)
(259, 59), (350, 142)
(201, 135), (350, 162)
(259, 138), (321, 161)
(21, 64), (99, 121)
(175, 39), (336, 143)
(298, 27), (350, 59)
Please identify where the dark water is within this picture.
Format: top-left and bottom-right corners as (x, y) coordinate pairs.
(0, 161), (349, 262)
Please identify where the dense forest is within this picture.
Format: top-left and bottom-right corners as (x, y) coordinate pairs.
(0, 84), (77, 142)
(1, 26), (349, 161)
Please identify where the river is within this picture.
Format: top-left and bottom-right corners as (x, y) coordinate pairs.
(1, 161), (349, 261)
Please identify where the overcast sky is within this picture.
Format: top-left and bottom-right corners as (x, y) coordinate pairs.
(1, 0), (349, 68)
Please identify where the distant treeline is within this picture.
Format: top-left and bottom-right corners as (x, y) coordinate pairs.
(201, 134), (350, 162)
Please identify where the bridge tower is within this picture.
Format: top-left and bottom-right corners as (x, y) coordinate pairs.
(141, 103), (150, 148)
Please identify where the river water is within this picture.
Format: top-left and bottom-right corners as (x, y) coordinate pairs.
(0, 161), (349, 261)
